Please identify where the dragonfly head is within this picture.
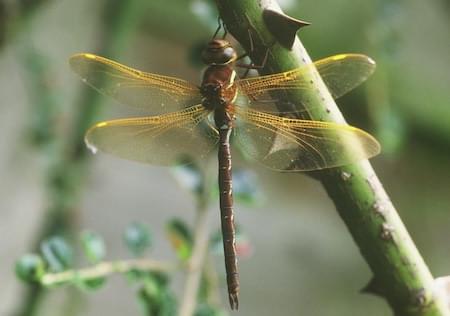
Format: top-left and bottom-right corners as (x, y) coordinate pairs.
(202, 39), (237, 66)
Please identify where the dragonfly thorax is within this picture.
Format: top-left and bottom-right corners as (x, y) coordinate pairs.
(200, 63), (237, 129)
(200, 64), (237, 111)
(201, 83), (226, 110)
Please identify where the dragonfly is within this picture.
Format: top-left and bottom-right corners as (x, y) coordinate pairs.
(70, 39), (380, 310)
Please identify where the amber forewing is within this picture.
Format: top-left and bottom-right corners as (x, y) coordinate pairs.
(85, 105), (217, 165)
(69, 53), (202, 115)
(236, 54), (376, 112)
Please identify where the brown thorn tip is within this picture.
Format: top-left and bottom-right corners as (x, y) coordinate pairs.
(263, 9), (311, 50)
(361, 277), (385, 297)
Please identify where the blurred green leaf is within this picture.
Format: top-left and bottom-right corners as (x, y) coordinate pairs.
(125, 268), (147, 283)
(233, 169), (262, 205)
(137, 272), (177, 316)
(75, 275), (107, 291)
(15, 254), (46, 282)
(165, 218), (193, 261)
(171, 158), (204, 195)
(124, 222), (152, 257)
(40, 236), (73, 272)
(80, 231), (106, 264)
(150, 271), (170, 288)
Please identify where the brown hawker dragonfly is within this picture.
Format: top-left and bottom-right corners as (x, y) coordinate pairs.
(70, 39), (380, 310)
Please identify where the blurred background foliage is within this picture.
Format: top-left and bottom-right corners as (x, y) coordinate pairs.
(0, 0), (449, 315)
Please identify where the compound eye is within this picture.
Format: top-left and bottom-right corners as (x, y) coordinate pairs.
(221, 47), (237, 63)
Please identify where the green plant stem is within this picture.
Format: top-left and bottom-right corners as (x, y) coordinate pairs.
(215, 1), (449, 315)
(179, 168), (215, 316)
(179, 207), (212, 316)
(13, 1), (148, 316)
(202, 257), (222, 307)
(40, 259), (178, 286)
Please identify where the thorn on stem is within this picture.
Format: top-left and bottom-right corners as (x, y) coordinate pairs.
(361, 277), (385, 297)
(263, 9), (310, 50)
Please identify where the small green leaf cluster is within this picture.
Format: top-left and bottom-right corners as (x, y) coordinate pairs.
(15, 223), (152, 290)
(15, 220), (230, 315)
(136, 272), (177, 316)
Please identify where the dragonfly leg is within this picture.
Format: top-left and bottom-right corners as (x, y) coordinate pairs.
(212, 17), (221, 39)
(236, 29), (273, 78)
(212, 17), (228, 39)
(222, 22), (229, 39)
(236, 48), (270, 78)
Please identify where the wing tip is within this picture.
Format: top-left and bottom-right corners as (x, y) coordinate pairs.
(84, 129), (96, 154)
(330, 53), (376, 66)
(358, 128), (382, 159)
(367, 56), (376, 66)
(68, 53), (98, 68)
(84, 134), (98, 154)
(85, 141), (98, 154)
(84, 122), (108, 155)
(370, 135), (382, 157)
(69, 52), (97, 60)
(347, 124), (381, 158)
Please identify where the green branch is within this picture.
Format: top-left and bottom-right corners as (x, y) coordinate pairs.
(177, 164), (217, 316)
(40, 259), (177, 287)
(178, 201), (212, 316)
(215, 1), (449, 315)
